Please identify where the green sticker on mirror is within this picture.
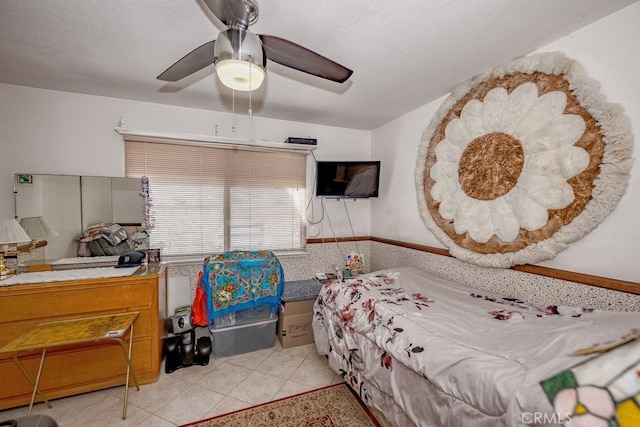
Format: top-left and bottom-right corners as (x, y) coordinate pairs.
(17, 174), (33, 184)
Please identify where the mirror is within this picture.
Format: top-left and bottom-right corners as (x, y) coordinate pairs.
(14, 174), (144, 260)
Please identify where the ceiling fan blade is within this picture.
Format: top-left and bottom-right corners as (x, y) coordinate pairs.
(157, 40), (216, 81)
(203, 0), (249, 29)
(259, 35), (353, 83)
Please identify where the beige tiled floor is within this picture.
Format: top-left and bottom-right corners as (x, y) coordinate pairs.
(0, 340), (344, 426)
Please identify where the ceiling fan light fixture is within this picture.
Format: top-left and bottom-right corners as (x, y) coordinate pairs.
(215, 59), (265, 91)
(214, 28), (266, 92)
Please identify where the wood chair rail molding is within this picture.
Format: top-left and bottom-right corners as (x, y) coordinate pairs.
(16, 240), (47, 253)
(307, 236), (370, 244)
(307, 236), (639, 295)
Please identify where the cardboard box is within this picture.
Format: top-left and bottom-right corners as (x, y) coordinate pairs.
(277, 299), (316, 348)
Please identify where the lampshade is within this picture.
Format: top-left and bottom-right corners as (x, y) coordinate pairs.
(0, 219), (31, 245)
(19, 216), (58, 240)
(214, 28), (266, 92)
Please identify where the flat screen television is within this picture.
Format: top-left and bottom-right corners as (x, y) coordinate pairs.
(315, 161), (381, 198)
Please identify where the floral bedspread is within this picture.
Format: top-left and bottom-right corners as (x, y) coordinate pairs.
(200, 250), (283, 323)
(312, 267), (640, 427)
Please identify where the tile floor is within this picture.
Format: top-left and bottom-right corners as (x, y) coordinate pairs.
(0, 340), (344, 426)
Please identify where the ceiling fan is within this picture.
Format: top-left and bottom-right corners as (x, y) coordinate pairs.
(157, 0), (353, 91)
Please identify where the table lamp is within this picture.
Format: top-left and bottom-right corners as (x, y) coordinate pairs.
(19, 216), (58, 250)
(0, 218), (31, 278)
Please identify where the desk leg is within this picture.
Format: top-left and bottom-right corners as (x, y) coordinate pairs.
(13, 352), (52, 413)
(118, 324), (140, 420)
(13, 353), (52, 409)
(29, 349), (47, 415)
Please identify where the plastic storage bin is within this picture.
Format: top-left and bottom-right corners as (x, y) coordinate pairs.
(212, 302), (276, 329)
(210, 316), (277, 358)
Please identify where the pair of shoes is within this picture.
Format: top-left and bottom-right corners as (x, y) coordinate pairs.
(164, 330), (212, 373)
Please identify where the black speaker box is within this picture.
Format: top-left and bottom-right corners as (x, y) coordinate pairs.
(285, 137), (317, 145)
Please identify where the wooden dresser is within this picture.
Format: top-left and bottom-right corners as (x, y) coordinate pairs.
(0, 265), (167, 410)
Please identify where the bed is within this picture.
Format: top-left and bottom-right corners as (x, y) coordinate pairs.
(312, 267), (640, 426)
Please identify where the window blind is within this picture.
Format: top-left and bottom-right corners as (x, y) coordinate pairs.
(125, 140), (307, 256)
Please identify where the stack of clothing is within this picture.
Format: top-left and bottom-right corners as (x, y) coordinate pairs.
(77, 223), (132, 256)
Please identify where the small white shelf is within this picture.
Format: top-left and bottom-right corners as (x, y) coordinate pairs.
(115, 127), (317, 152)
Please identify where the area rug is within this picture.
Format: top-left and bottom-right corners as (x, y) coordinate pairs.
(181, 383), (382, 427)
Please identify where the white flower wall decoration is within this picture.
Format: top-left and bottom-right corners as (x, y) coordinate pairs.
(416, 52), (633, 268)
(431, 82), (589, 244)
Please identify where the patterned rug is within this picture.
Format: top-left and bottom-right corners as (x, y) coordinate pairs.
(181, 383), (382, 427)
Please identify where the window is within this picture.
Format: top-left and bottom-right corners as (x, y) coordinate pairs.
(125, 140), (307, 257)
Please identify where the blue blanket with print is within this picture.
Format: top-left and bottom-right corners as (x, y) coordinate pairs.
(199, 250), (283, 323)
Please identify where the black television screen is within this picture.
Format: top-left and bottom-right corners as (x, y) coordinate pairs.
(315, 161), (380, 198)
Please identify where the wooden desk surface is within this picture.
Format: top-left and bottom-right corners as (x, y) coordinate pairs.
(1, 312), (139, 354)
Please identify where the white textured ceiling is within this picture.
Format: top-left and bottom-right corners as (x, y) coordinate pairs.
(0, 0), (637, 130)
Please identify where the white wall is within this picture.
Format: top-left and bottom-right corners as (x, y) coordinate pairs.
(0, 84), (371, 240)
(371, 2), (640, 283)
(0, 86), (372, 311)
(2, 4), (637, 288)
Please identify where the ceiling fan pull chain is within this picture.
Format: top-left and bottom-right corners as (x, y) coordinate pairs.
(232, 89), (236, 133)
(248, 56), (253, 118)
